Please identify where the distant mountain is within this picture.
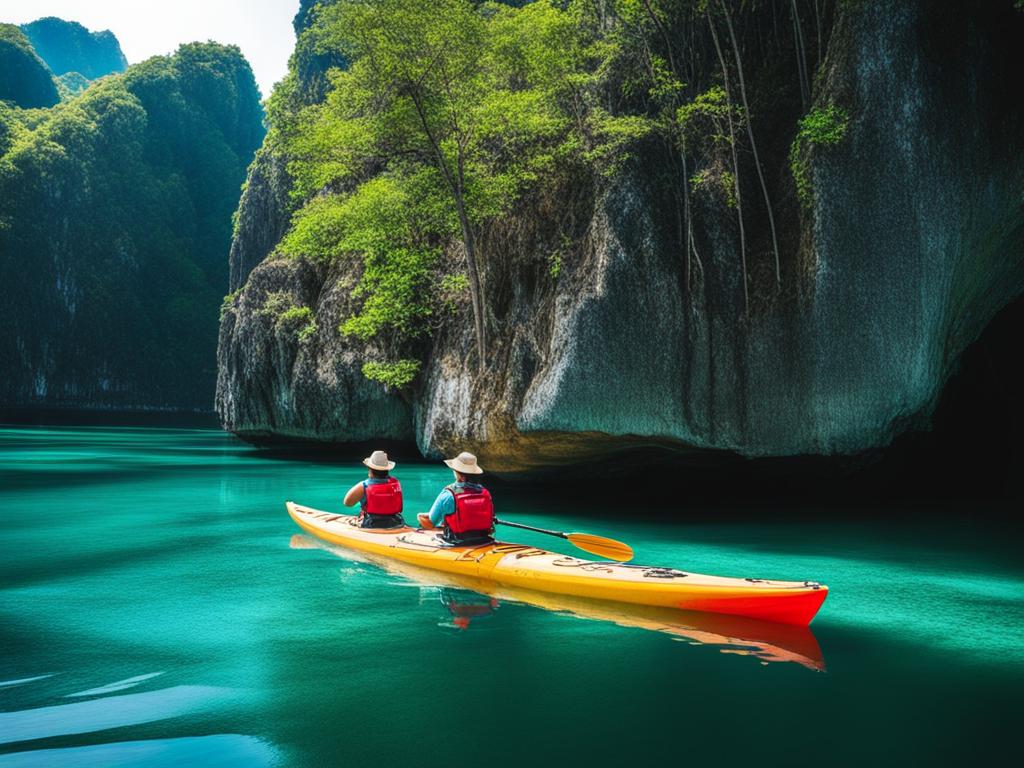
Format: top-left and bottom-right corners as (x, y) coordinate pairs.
(0, 23), (60, 108)
(20, 17), (127, 80)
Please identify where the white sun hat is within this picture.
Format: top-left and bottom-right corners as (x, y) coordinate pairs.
(362, 450), (396, 471)
(443, 451), (484, 475)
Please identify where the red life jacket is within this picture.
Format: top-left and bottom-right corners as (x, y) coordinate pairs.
(363, 477), (403, 516)
(445, 484), (494, 533)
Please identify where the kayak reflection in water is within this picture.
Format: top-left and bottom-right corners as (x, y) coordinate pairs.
(438, 588), (500, 630)
(417, 451), (496, 545)
(342, 450), (406, 529)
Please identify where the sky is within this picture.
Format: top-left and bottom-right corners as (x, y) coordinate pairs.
(0, 0), (300, 98)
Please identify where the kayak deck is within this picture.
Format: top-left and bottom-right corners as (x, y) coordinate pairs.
(286, 502), (828, 626)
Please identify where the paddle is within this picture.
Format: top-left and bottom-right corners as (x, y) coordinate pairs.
(494, 518), (634, 562)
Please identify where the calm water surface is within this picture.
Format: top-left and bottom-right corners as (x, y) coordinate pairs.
(1, 426), (1022, 766)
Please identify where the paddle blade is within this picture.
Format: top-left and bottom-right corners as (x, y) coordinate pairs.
(566, 533), (634, 562)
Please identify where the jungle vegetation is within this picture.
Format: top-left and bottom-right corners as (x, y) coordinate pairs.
(0, 41), (264, 408)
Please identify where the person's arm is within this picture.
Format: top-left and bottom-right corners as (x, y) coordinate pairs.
(343, 481), (365, 508)
(418, 490), (453, 529)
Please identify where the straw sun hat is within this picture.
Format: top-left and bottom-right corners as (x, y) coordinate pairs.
(362, 450), (396, 471)
(444, 451), (484, 475)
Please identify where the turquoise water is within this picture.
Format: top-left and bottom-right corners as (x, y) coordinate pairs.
(1, 426), (1022, 766)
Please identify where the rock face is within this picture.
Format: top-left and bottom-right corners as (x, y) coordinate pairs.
(20, 17), (127, 80)
(217, 257), (413, 442)
(217, 0), (1024, 474)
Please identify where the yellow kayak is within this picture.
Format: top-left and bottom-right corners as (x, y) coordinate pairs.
(286, 502), (828, 626)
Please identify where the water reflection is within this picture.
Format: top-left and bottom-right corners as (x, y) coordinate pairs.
(0, 672), (274, 766)
(433, 587), (500, 630)
(67, 671), (166, 698)
(0, 734), (276, 767)
(290, 534), (825, 671)
(0, 685), (236, 745)
(0, 676), (52, 690)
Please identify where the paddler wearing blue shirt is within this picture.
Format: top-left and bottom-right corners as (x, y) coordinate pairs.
(343, 450), (405, 529)
(417, 451), (496, 545)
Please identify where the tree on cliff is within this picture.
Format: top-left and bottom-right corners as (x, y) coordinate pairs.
(321, 0), (491, 369)
(279, 0), (582, 375)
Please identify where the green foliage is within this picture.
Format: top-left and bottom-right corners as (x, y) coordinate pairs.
(796, 104), (850, 147)
(278, 305), (318, 341)
(790, 104), (850, 208)
(675, 86), (745, 205)
(0, 24), (60, 108)
(56, 71), (90, 99)
(547, 232), (572, 279)
(259, 291), (296, 318)
(437, 273), (470, 314)
(282, 176), (439, 342)
(220, 290), (241, 320)
(677, 87), (737, 145)
(0, 43), (265, 408)
(583, 108), (653, 175)
(549, 251), (563, 279)
(278, 305), (313, 323)
(297, 319), (319, 343)
(361, 359), (421, 388)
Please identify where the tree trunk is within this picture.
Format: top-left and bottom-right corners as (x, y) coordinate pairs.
(453, 191), (486, 371)
(791, 0), (810, 107)
(719, 0), (781, 286)
(814, 0), (823, 65)
(707, 8), (749, 315)
(410, 91), (487, 370)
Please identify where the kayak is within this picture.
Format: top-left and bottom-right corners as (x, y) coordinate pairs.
(290, 532), (826, 670)
(286, 502), (828, 626)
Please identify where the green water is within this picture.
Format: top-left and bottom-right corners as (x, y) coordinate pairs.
(1, 426), (1022, 766)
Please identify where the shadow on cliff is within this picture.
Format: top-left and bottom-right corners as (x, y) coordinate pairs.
(497, 293), (1024, 511)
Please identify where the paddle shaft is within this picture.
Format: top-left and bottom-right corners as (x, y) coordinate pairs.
(494, 518), (568, 539)
(494, 518), (634, 562)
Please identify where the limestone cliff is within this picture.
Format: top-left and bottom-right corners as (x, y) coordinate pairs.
(217, 0), (1024, 474)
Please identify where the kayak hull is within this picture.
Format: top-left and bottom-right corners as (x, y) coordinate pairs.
(286, 502), (828, 626)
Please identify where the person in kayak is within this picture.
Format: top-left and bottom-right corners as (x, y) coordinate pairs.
(343, 450), (405, 529)
(417, 451), (495, 545)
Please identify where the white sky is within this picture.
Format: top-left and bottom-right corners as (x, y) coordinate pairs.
(0, 0), (300, 98)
